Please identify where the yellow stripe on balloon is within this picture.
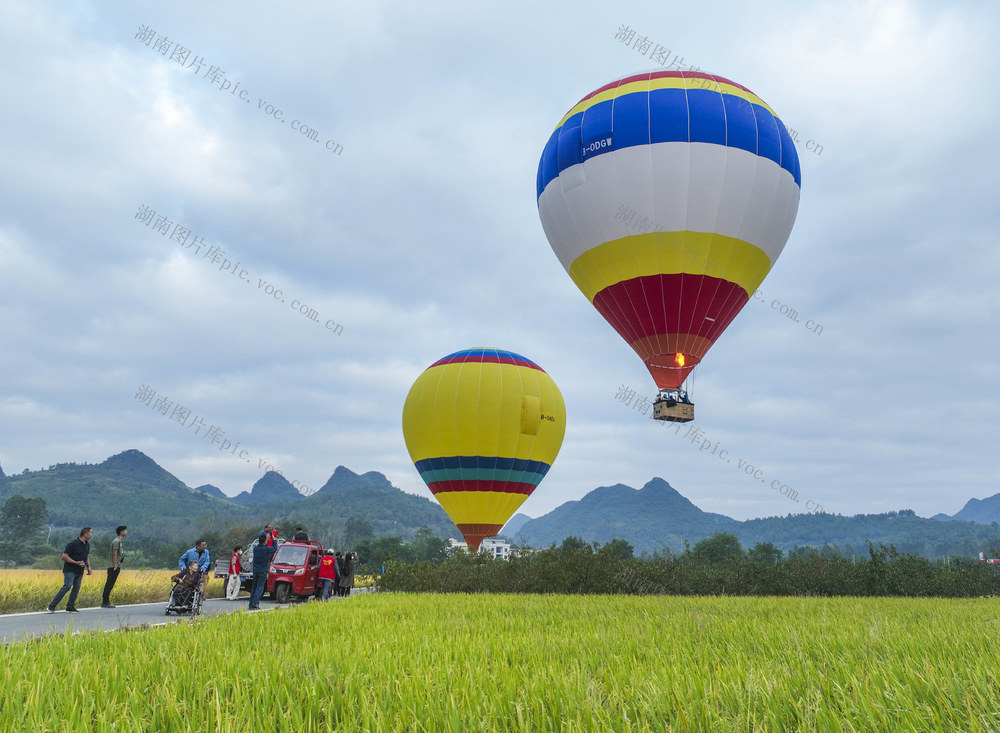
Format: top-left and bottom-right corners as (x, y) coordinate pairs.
(567, 231), (772, 303)
(402, 364), (565, 466)
(435, 491), (531, 526)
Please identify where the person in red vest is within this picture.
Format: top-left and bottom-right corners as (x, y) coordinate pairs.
(318, 549), (338, 600)
(226, 545), (242, 600)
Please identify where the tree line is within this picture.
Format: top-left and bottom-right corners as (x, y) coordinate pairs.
(0, 494), (450, 573)
(8, 493), (1000, 597)
(379, 533), (1000, 597)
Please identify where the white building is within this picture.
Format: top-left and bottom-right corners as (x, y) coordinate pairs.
(479, 537), (511, 560)
(447, 537), (512, 560)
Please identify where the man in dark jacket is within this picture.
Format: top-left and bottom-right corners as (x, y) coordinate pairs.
(48, 527), (93, 612)
(293, 527), (309, 541)
(248, 539), (277, 610)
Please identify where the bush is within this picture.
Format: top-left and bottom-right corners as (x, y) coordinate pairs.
(378, 537), (1000, 598)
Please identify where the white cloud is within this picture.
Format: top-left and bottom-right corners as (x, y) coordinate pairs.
(1, 0), (997, 532)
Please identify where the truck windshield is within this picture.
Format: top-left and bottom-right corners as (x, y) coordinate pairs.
(273, 545), (309, 566)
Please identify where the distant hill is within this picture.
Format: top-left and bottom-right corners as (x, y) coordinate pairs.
(0, 450), (236, 538)
(942, 494), (1000, 526)
(194, 484), (228, 501)
(314, 466), (396, 496)
(516, 478), (734, 551)
(514, 478), (1000, 558)
(0, 450), (457, 544)
(7, 451), (1000, 559)
(730, 510), (1000, 558)
(307, 467), (456, 538)
(232, 472), (304, 506)
(500, 513), (532, 538)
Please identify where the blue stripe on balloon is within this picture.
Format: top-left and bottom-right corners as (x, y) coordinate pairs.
(417, 467), (546, 486)
(778, 124), (800, 184)
(429, 348), (541, 370)
(538, 128), (560, 200)
(580, 99), (614, 152)
(688, 89), (727, 145)
(557, 117), (584, 172)
(755, 105), (782, 166)
(609, 92), (650, 148)
(723, 94), (758, 155)
(536, 88), (802, 199)
(649, 89), (689, 145)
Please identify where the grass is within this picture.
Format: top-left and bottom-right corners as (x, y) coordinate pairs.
(0, 569), (225, 614)
(3, 594), (1000, 731)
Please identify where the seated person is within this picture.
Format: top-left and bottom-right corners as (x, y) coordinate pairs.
(171, 561), (204, 589)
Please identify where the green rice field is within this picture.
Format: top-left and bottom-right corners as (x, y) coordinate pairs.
(4, 594), (1000, 731)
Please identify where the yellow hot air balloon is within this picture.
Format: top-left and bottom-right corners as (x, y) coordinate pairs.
(537, 70), (802, 421)
(401, 348), (566, 550)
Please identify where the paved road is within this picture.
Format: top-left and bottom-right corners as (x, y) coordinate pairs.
(0, 589), (372, 644)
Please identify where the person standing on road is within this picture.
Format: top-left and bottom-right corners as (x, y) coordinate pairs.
(338, 551), (356, 597)
(48, 527), (93, 613)
(318, 549), (337, 600)
(334, 552), (345, 594)
(248, 538), (277, 611)
(226, 545), (243, 600)
(179, 539), (211, 574)
(101, 525), (127, 609)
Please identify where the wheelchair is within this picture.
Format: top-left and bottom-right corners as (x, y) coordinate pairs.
(165, 579), (204, 616)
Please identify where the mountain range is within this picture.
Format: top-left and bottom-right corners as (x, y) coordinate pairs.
(1, 451), (998, 558)
(511, 478), (1000, 557)
(934, 494), (1000, 525)
(0, 449), (457, 542)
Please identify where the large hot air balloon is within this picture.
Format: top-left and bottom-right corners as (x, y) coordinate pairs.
(401, 348), (566, 550)
(536, 70), (801, 421)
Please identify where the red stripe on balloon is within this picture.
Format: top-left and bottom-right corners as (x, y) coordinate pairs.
(591, 273), (748, 344)
(429, 355), (545, 371)
(576, 71), (752, 106)
(456, 524), (504, 551)
(428, 480), (536, 495)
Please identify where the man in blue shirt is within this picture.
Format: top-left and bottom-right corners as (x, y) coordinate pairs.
(179, 539), (211, 574)
(48, 527), (93, 612)
(248, 540), (277, 610)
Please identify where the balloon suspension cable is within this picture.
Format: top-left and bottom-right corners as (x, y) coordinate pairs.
(653, 372), (695, 423)
(655, 374), (693, 405)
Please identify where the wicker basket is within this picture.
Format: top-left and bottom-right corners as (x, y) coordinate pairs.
(652, 399), (694, 423)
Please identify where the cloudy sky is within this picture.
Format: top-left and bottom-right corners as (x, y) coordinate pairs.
(1, 0), (997, 524)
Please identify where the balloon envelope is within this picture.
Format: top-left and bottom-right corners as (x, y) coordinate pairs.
(401, 348), (566, 550)
(537, 71), (801, 389)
